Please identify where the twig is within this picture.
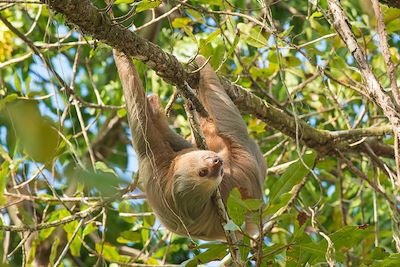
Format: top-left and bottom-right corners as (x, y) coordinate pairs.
(69, 43), (96, 170)
(165, 90), (179, 116)
(134, 1), (186, 32)
(54, 219), (84, 267)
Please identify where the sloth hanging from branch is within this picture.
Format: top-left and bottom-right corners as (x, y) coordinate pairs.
(113, 50), (266, 240)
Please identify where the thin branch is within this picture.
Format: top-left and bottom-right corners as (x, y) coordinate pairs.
(371, 0), (400, 180)
(54, 219), (84, 267)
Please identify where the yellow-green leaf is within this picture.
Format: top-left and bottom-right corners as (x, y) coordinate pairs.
(136, 0), (161, 13)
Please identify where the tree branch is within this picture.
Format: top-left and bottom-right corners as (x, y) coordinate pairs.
(379, 0), (400, 9)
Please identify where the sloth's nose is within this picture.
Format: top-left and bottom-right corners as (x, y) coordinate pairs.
(212, 157), (223, 167)
(206, 155), (223, 168)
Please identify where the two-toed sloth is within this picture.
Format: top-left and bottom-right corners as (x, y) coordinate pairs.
(113, 50), (266, 240)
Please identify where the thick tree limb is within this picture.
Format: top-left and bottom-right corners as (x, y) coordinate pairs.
(41, 0), (394, 158)
(379, 0), (400, 9)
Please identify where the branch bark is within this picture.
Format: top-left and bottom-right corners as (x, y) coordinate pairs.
(379, 0), (400, 9)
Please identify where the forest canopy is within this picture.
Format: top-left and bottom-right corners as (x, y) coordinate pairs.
(0, 0), (400, 266)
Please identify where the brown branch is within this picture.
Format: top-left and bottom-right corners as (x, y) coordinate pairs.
(371, 0), (400, 180)
(378, 0), (400, 9)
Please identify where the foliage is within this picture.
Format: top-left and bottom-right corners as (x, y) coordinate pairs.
(0, 0), (399, 266)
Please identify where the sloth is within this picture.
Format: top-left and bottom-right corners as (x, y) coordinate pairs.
(113, 50), (266, 240)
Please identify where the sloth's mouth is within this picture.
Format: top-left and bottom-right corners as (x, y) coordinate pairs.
(207, 166), (224, 180)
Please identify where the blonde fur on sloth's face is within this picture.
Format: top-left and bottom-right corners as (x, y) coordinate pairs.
(172, 150), (224, 197)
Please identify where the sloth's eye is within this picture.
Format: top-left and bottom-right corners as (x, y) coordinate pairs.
(198, 169), (209, 177)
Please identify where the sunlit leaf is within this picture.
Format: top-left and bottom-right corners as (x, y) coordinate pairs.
(136, 0), (162, 13)
(49, 237), (60, 266)
(63, 220), (82, 256)
(83, 222), (97, 238)
(0, 161), (8, 205)
(0, 93), (17, 111)
(371, 253), (400, 267)
(4, 100), (60, 163)
(114, 0), (134, 3)
(269, 151), (316, 204)
(117, 230), (142, 244)
(172, 17), (192, 28)
(73, 167), (122, 196)
(227, 188), (247, 226)
(185, 244), (228, 267)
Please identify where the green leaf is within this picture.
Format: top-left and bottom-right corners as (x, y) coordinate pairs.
(141, 219), (150, 244)
(191, 0), (223, 6)
(118, 201), (136, 223)
(172, 17), (192, 28)
(223, 219), (240, 231)
(136, 0), (162, 13)
(0, 161), (9, 205)
(227, 188), (246, 226)
(96, 243), (120, 260)
(117, 230), (142, 244)
(186, 9), (202, 20)
(183, 26), (197, 43)
(24, 75), (31, 95)
(82, 222), (97, 239)
(330, 225), (373, 250)
(240, 236), (251, 260)
(310, 11), (323, 19)
(243, 198), (263, 211)
(96, 243), (131, 263)
(40, 208), (70, 241)
(49, 237), (60, 266)
(238, 23), (269, 48)
(185, 244), (228, 267)
(63, 220), (82, 256)
(13, 72), (22, 92)
(203, 29), (221, 47)
(117, 107), (126, 118)
(263, 243), (291, 258)
(286, 56), (302, 67)
(371, 253), (400, 267)
(114, 0), (134, 3)
(269, 151), (316, 204)
(0, 93), (18, 112)
(0, 214), (3, 241)
(226, 33), (240, 59)
(73, 167), (121, 196)
(5, 100), (60, 163)
(246, 29), (268, 48)
(95, 161), (118, 176)
(371, 247), (390, 260)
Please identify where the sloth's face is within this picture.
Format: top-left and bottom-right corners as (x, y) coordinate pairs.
(172, 150), (224, 195)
